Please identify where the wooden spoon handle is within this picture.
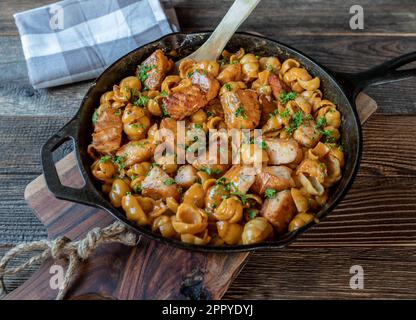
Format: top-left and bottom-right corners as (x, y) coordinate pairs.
(181, 0), (261, 62)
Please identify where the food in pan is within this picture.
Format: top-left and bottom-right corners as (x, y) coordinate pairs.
(88, 48), (345, 246)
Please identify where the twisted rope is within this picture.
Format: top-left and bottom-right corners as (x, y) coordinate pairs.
(0, 221), (138, 300)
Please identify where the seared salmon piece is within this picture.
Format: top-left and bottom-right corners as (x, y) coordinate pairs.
(223, 165), (257, 194)
(260, 189), (296, 234)
(220, 89), (261, 129)
(92, 107), (122, 154)
(293, 119), (321, 148)
(265, 138), (302, 165)
(165, 85), (208, 120)
(141, 166), (180, 200)
(139, 49), (173, 90)
(251, 166), (295, 195)
(190, 70), (220, 101)
(269, 74), (289, 100)
(116, 140), (155, 168)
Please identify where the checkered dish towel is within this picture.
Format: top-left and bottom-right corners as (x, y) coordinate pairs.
(14, 0), (179, 89)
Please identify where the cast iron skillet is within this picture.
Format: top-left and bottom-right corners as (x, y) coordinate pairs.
(41, 32), (416, 252)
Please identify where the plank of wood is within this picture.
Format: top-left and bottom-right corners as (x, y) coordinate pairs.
(225, 247), (416, 299)
(1, 0), (416, 36)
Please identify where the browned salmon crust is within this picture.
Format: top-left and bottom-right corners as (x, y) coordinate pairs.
(220, 89), (261, 129)
(165, 85), (208, 120)
(92, 107), (122, 154)
(141, 49), (172, 90)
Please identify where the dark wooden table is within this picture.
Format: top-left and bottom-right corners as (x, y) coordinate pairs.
(1, 0), (416, 299)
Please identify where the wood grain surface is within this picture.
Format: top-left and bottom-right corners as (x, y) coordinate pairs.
(0, 0), (416, 299)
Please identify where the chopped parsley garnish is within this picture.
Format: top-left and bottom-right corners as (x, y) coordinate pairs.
(193, 123), (202, 129)
(230, 60), (239, 64)
(201, 167), (222, 176)
(279, 91), (297, 104)
(315, 117), (327, 128)
(134, 94), (149, 107)
(160, 90), (168, 97)
(230, 191), (250, 205)
(164, 178), (175, 185)
(137, 64), (155, 82)
(321, 129), (336, 143)
(285, 111), (303, 135)
(134, 185), (142, 194)
(206, 111), (214, 117)
(235, 106), (247, 119)
(280, 108), (290, 118)
(224, 83), (232, 91)
(265, 188), (277, 199)
(114, 110), (121, 116)
(266, 64), (273, 72)
(113, 156), (125, 169)
(92, 109), (99, 123)
(215, 177), (228, 186)
(131, 123), (144, 129)
(131, 88), (140, 99)
(261, 141), (268, 150)
(160, 102), (170, 118)
(187, 71), (194, 78)
(248, 210), (257, 219)
(99, 155), (110, 163)
(125, 192), (131, 196)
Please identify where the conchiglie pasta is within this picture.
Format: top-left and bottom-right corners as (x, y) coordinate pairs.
(89, 48), (345, 246)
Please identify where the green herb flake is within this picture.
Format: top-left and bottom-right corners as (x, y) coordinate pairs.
(164, 178), (175, 186)
(134, 185), (142, 194)
(315, 117), (327, 129)
(215, 177), (227, 185)
(261, 141), (268, 150)
(137, 64), (155, 82)
(265, 188), (277, 199)
(134, 95), (149, 107)
(235, 106), (247, 119)
(230, 60), (239, 64)
(99, 155), (110, 163)
(321, 129), (335, 143)
(160, 90), (168, 97)
(125, 192), (131, 196)
(280, 108), (290, 118)
(224, 83), (232, 91)
(160, 102), (170, 118)
(206, 111), (214, 117)
(279, 91), (297, 104)
(248, 210), (257, 219)
(201, 167), (222, 176)
(266, 64), (273, 72)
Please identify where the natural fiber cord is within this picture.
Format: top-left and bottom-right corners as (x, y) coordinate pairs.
(0, 221), (138, 300)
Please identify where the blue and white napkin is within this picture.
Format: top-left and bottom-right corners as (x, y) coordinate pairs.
(14, 0), (179, 89)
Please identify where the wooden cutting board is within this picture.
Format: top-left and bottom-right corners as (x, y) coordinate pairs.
(5, 93), (377, 300)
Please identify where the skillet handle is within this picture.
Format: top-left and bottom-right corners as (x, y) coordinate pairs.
(335, 51), (416, 98)
(41, 117), (98, 207)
